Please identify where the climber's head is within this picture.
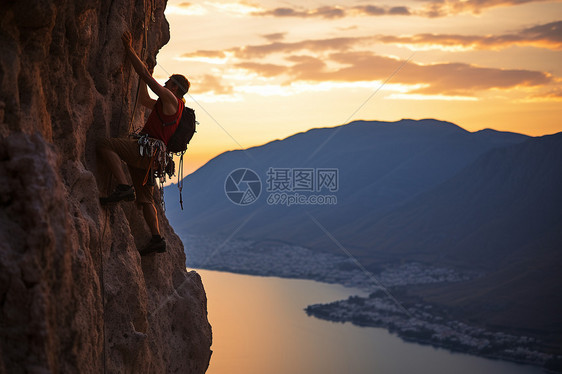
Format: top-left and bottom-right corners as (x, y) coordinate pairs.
(165, 74), (190, 98)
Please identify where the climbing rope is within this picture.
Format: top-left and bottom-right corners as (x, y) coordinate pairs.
(126, 0), (152, 136)
(97, 174), (113, 374)
(177, 152), (184, 210)
(117, 64), (133, 136)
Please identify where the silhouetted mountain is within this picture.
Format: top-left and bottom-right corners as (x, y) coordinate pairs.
(166, 119), (527, 252)
(166, 119), (562, 353)
(168, 120), (562, 352)
(364, 133), (562, 344)
(360, 132), (562, 266)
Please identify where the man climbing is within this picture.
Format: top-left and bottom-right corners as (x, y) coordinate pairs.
(97, 31), (190, 256)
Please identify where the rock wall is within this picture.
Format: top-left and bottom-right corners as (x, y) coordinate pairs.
(0, 1), (212, 373)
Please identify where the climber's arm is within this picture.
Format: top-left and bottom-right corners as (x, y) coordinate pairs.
(139, 80), (156, 109)
(121, 31), (177, 110)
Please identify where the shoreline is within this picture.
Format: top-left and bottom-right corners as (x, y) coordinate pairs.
(193, 265), (561, 372)
(183, 235), (561, 373)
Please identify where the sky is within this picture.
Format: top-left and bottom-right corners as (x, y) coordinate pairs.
(154, 0), (562, 174)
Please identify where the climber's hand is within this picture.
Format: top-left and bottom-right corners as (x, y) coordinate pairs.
(121, 31), (132, 49)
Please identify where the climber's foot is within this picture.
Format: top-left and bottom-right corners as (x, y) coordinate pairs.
(139, 236), (167, 256)
(100, 184), (135, 205)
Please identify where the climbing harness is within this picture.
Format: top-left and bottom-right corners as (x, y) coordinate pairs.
(135, 133), (173, 185)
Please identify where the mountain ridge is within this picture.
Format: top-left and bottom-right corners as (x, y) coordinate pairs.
(166, 118), (561, 349)
(374, 133), (562, 343)
(167, 118), (528, 249)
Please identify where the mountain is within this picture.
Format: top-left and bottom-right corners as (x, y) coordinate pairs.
(365, 132), (562, 344)
(0, 1), (211, 373)
(361, 132), (562, 267)
(166, 118), (562, 346)
(166, 118), (527, 253)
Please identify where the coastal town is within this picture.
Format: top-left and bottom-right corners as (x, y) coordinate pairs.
(183, 234), (560, 371)
(305, 293), (554, 369)
(183, 234), (478, 290)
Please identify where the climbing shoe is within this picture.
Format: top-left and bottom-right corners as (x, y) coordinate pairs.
(139, 236), (167, 256)
(100, 184), (135, 205)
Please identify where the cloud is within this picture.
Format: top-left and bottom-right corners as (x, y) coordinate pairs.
(254, 5), (346, 19)
(184, 22), (562, 59)
(186, 50), (227, 58)
(417, 0), (554, 17)
(234, 62), (286, 77)
(193, 74), (234, 95)
(378, 21), (562, 50)
(353, 5), (387, 15)
(523, 20), (562, 44)
(166, 2), (207, 15)
(251, 1), (554, 19)
(261, 33), (286, 42)
(183, 37), (370, 60)
(537, 87), (562, 100)
(237, 37), (366, 58)
(389, 6), (412, 15)
(207, 1), (263, 15)
(234, 51), (553, 96)
(254, 4), (414, 18)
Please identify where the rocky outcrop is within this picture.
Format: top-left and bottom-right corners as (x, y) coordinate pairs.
(0, 1), (212, 373)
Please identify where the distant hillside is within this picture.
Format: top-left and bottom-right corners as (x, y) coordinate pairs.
(365, 133), (562, 344)
(166, 119), (527, 251)
(166, 119), (562, 352)
(361, 132), (562, 267)
(168, 120), (562, 354)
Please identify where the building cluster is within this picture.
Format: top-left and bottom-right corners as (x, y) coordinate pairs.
(305, 295), (554, 367)
(184, 234), (476, 290)
(183, 234), (558, 370)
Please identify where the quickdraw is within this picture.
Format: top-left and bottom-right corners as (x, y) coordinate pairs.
(136, 134), (174, 186)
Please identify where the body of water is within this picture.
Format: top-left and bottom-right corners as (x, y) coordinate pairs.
(195, 269), (544, 374)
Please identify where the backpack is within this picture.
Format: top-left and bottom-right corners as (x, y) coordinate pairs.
(156, 101), (197, 154)
(155, 100), (198, 210)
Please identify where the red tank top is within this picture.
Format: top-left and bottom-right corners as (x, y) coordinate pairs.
(141, 98), (183, 145)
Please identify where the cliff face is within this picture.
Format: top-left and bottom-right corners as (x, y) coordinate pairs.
(0, 1), (212, 373)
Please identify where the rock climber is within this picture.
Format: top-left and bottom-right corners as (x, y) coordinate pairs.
(97, 31), (190, 256)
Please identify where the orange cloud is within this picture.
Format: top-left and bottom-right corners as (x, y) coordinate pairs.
(184, 21), (561, 61)
(186, 50), (227, 58)
(235, 51), (553, 96)
(251, 1), (556, 19)
(235, 62), (286, 77)
(419, 0), (555, 17)
(538, 88), (562, 100)
(253, 4), (414, 18)
(193, 74), (234, 95)
(183, 37), (369, 60)
(181, 26), (559, 97)
(254, 6), (346, 19)
(379, 21), (562, 50)
(261, 33), (286, 42)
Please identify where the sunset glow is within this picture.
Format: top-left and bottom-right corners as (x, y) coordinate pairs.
(155, 0), (562, 174)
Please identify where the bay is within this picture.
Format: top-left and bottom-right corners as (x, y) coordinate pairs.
(195, 269), (544, 374)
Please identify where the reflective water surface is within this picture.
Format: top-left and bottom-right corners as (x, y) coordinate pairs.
(195, 269), (543, 374)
